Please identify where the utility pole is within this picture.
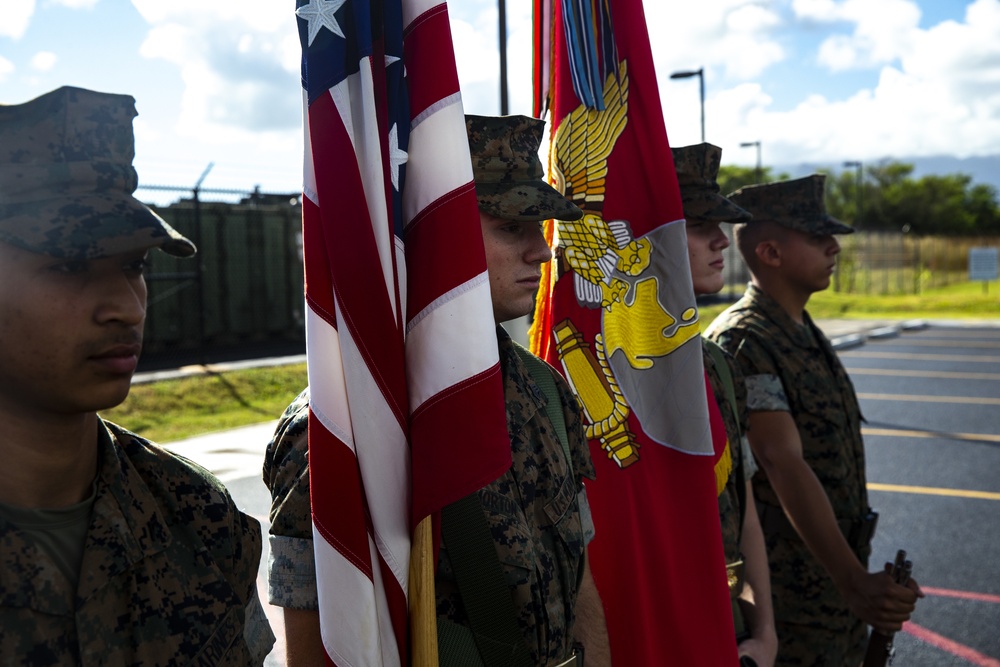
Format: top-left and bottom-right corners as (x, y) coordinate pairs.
(499, 0), (508, 114)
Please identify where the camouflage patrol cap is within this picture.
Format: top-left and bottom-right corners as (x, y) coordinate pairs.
(0, 86), (196, 258)
(671, 143), (752, 223)
(465, 114), (583, 222)
(728, 174), (854, 236)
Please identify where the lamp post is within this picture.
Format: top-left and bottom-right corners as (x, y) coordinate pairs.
(669, 67), (705, 142)
(843, 160), (863, 229)
(498, 0), (508, 114)
(740, 141), (762, 183)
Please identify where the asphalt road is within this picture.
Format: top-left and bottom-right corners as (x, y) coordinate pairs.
(841, 324), (1000, 666)
(165, 320), (1000, 666)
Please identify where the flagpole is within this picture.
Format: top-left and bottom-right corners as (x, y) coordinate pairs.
(409, 516), (439, 666)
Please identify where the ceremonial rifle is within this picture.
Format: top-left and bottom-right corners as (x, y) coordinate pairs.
(862, 550), (913, 667)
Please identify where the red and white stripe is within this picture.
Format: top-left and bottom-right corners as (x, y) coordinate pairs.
(301, 2), (511, 665)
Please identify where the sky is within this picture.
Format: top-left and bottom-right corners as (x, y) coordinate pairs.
(2, 0), (999, 204)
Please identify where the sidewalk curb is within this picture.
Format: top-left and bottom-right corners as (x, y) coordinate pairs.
(829, 319), (929, 350)
(134, 354), (307, 385)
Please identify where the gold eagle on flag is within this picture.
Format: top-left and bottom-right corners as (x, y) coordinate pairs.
(550, 61), (652, 311)
(546, 60), (702, 468)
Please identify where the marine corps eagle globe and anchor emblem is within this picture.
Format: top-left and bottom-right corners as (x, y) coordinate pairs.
(545, 61), (702, 469)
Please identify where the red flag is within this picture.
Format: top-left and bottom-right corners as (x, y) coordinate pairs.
(296, 0), (510, 663)
(531, 0), (738, 663)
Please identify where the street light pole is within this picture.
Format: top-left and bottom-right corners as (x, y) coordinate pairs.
(498, 0), (508, 114)
(843, 160), (863, 229)
(740, 141), (762, 183)
(669, 67), (705, 142)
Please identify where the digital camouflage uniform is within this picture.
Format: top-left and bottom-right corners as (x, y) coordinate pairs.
(0, 420), (274, 666)
(465, 115), (583, 224)
(703, 339), (751, 568)
(673, 142), (759, 639)
(1, 87), (269, 665)
(263, 328), (596, 665)
(261, 389), (315, 611)
(0, 86), (195, 259)
(706, 284), (869, 666)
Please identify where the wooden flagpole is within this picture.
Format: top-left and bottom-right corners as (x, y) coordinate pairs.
(409, 515), (439, 666)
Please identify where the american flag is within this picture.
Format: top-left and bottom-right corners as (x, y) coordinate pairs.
(295, 0), (511, 663)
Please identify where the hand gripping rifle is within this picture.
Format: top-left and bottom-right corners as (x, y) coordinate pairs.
(862, 550), (913, 667)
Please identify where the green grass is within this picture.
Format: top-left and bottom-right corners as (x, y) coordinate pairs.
(699, 279), (1000, 325)
(101, 363), (307, 443)
(107, 279), (1000, 444)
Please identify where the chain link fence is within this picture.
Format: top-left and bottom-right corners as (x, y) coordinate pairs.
(718, 230), (1000, 300)
(136, 186), (999, 370)
(137, 184), (305, 371)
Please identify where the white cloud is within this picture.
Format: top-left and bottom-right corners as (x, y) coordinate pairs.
(646, 2), (786, 82)
(791, 0), (840, 21)
(795, 0), (921, 70)
(30, 51), (57, 71)
(71, 0), (997, 189)
(0, 0), (35, 39)
(49, 0), (99, 8)
(710, 0), (1000, 167)
(0, 56), (14, 83)
(448, 0), (537, 115)
(131, 0), (301, 140)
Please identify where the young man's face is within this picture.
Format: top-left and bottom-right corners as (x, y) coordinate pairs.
(0, 241), (149, 419)
(685, 217), (730, 296)
(479, 211), (553, 323)
(777, 228), (841, 293)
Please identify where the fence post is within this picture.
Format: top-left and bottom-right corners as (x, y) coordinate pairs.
(192, 163), (214, 364)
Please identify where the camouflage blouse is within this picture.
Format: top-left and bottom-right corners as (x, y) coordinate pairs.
(706, 284), (870, 637)
(435, 327), (596, 665)
(706, 284), (868, 529)
(0, 420), (274, 666)
(263, 329), (596, 665)
(703, 339), (750, 566)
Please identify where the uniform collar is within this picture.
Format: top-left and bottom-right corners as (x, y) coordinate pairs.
(496, 325), (545, 439)
(77, 421), (173, 601)
(0, 420), (172, 613)
(743, 284), (819, 350)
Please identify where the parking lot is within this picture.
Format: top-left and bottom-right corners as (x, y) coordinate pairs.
(842, 323), (1000, 665)
(168, 320), (1000, 666)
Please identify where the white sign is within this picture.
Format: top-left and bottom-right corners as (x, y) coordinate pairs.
(969, 247), (999, 281)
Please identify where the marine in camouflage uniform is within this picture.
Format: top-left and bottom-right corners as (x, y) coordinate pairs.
(674, 143), (775, 666)
(706, 175), (917, 666)
(708, 284), (869, 664)
(0, 86), (274, 665)
(2, 422), (274, 665)
(263, 329), (596, 664)
(703, 343), (752, 566)
(263, 114), (607, 666)
(261, 389), (314, 612)
(672, 143), (756, 570)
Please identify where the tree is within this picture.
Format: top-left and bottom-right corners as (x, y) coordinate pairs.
(719, 159), (1000, 236)
(717, 165), (789, 198)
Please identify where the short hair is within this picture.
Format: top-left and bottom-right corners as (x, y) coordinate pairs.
(734, 221), (786, 272)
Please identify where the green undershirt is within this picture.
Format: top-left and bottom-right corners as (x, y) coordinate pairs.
(0, 481), (97, 591)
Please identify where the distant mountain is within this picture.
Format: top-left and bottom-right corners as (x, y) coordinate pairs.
(777, 154), (1000, 191)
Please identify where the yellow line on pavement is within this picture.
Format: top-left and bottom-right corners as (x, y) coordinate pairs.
(889, 339), (1000, 349)
(867, 483), (1000, 501)
(862, 427), (1000, 443)
(841, 351), (1000, 363)
(907, 329), (1000, 337)
(857, 392), (1000, 406)
(847, 367), (1000, 381)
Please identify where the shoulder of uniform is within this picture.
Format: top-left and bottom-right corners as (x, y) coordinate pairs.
(104, 421), (233, 511)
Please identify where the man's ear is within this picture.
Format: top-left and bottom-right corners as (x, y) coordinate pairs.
(755, 240), (781, 268)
